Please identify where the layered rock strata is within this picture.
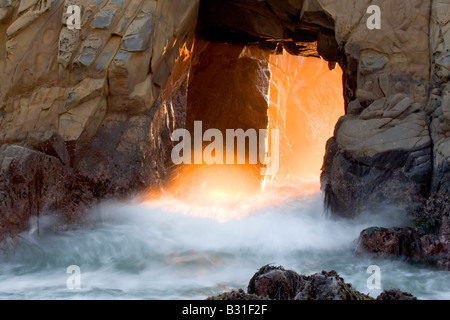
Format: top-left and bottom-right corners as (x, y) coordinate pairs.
(0, 0), (200, 239)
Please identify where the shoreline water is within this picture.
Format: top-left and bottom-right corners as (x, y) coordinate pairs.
(0, 189), (448, 300)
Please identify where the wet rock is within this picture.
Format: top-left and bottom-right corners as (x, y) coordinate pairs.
(356, 191), (449, 270)
(247, 265), (302, 300)
(0, 145), (71, 240)
(209, 267), (423, 300)
(0, 0), (448, 244)
(376, 288), (417, 300)
(357, 227), (425, 261)
(27, 131), (70, 166)
(414, 190), (450, 270)
(207, 289), (270, 301)
(294, 270), (369, 300)
(322, 95), (433, 218)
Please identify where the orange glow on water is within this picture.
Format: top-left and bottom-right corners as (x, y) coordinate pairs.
(143, 52), (344, 221)
(143, 164), (319, 222)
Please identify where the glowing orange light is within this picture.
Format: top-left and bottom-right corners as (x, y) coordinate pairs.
(268, 52), (344, 182)
(143, 51), (344, 222)
(176, 42), (191, 63)
(142, 164), (318, 222)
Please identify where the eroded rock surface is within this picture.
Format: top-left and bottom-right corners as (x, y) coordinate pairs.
(357, 190), (450, 270)
(209, 265), (418, 300)
(247, 265), (302, 300)
(0, 0), (448, 251)
(0, 0), (200, 240)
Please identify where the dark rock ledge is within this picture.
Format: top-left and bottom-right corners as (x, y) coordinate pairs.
(207, 265), (417, 300)
(356, 191), (450, 271)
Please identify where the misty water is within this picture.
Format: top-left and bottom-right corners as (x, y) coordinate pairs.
(0, 188), (449, 300)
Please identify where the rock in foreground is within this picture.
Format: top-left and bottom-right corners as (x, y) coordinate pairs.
(247, 265), (302, 300)
(208, 265), (417, 300)
(376, 288), (417, 300)
(294, 270), (368, 300)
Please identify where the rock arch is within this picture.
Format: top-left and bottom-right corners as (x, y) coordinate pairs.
(0, 0), (448, 238)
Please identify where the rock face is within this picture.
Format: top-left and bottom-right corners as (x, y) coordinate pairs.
(247, 265), (303, 300)
(209, 265), (417, 300)
(185, 40), (271, 179)
(318, 0), (438, 217)
(0, 0), (449, 245)
(294, 270), (368, 300)
(376, 288), (417, 300)
(0, 0), (201, 239)
(0, 144), (70, 237)
(357, 190), (450, 270)
(322, 94), (433, 217)
(207, 289), (270, 301)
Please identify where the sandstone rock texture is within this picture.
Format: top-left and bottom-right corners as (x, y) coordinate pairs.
(0, 0), (448, 252)
(318, 0), (436, 217)
(195, 0), (449, 219)
(0, 0), (200, 239)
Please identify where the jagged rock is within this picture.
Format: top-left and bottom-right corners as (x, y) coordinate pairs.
(207, 289), (271, 301)
(247, 265), (302, 300)
(0, 145), (70, 240)
(0, 0), (12, 22)
(356, 191), (449, 270)
(247, 266), (369, 301)
(91, 6), (119, 30)
(359, 50), (389, 75)
(0, 0), (201, 240)
(322, 94), (433, 217)
(6, 1), (52, 38)
(27, 131), (70, 166)
(72, 34), (105, 68)
(357, 227), (425, 261)
(0, 0), (449, 247)
(376, 288), (417, 300)
(294, 270), (369, 300)
(210, 266), (420, 300)
(121, 1), (156, 52)
(58, 28), (81, 69)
